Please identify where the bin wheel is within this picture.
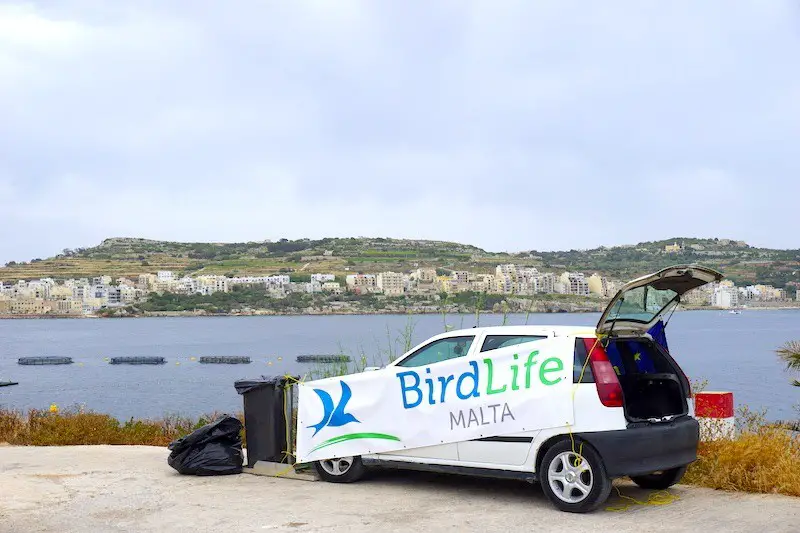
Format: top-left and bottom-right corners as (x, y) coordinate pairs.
(314, 456), (365, 483)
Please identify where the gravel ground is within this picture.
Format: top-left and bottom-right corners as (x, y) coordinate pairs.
(1, 445), (798, 533)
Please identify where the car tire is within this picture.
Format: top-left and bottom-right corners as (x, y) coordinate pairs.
(539, 440), (613, 513)
(630, 466), (687, 490)
(314, 456), (366, 483)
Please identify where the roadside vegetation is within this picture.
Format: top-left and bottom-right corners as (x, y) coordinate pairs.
(0, 407), (245, 447)
(683, 405), (800, 496)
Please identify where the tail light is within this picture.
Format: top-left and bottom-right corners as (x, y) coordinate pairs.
(583, 338), (623, 408)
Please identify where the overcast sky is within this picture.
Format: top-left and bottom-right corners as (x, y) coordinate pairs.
(1, 1), (798, 263)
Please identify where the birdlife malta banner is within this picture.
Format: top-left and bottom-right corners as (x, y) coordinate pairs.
(296, 336), (575, 464)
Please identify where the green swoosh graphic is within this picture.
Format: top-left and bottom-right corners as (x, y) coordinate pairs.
(309, 432), (401, 454)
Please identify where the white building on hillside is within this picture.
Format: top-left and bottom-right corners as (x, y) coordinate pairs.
(451, 271), (470, 284)
(496, 264), (519, 281)
(412, 268), (437, 283)
(712, 283), (739, 308)
(588, 273), (608, 297)
(195, 275), (229, 295)
(346, 274), (377, 294)
(377, 272), (405, 296)
(559, 272), (590, 296)
(535, 273), (556, 294)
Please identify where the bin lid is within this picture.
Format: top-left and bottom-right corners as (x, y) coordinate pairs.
(234, 375), (299, 394)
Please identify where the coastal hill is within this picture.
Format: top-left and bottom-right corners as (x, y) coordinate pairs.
(1, 236), (798, 293)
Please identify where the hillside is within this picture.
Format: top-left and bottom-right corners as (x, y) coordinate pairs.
(0, 237), (499, 281)
(528, 238), (800, 291)
(1, 236), (798, 294)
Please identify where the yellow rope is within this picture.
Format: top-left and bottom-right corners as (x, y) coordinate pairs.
(565, 336), (598, 465)
(274, 374), (304, 477)
(567, 338), (680, 512)
(605, 485), (680, 511)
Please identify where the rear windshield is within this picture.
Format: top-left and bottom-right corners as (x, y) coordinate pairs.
(605, 285), (678, 324)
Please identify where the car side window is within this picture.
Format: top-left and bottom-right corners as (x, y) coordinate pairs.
(573, 338), (595, 383)
(480, 335), (547, 352)
(396, 336), (475, 368)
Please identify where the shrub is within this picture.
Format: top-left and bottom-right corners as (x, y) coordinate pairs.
(685, 426), (800, 496)
(0, 407), (245, 447)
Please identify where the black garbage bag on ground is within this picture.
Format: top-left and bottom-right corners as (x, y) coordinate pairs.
(167, 416), (244, 475)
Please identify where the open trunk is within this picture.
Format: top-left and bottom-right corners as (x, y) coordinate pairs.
(606, 337), (689, 423)
(590, 265), (724, 424)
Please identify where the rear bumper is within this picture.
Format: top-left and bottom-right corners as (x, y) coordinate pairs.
(577, 416), (700, 478)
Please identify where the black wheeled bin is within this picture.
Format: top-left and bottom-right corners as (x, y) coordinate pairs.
(234, 376), (298, 467)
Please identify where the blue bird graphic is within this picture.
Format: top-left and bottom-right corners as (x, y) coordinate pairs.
(308, 381), (360, 437)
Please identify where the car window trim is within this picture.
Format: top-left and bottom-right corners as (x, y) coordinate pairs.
(479, 334), (548, 353)
(395, 335), (476, 368)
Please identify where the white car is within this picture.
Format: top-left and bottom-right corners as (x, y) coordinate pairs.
(310, 265), (724, 513)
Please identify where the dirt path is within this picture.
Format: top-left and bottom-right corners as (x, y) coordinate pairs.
(1, 446), (798, 533)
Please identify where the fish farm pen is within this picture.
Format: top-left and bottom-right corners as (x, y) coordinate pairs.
(109, 356), (166, 365)
(0, 381), (19, 387)
(198, 356), (251, 364)
(295, 354), (352, 363)
(18, 357), (73, 366)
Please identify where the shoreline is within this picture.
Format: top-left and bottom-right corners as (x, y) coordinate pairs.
(1, 305), (799, 319)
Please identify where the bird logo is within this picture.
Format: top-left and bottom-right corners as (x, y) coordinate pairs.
(308, 380), (360, 437)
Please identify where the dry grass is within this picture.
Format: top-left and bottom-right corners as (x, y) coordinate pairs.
(0, 406), (245, 447)
(685, 428), (800, 496)
(684, 407), (800, 497)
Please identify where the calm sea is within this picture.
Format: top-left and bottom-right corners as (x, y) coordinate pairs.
(1, 310), (798, 420)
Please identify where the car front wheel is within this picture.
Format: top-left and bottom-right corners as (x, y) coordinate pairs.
(314, 456), (366, 483)
(630, 465), (687, 490)
(539, 440), (612, 513)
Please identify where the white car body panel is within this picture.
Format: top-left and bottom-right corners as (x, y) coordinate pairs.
(456, 433), (539, 466)
(361, 325), (628, 473)
(365, 377), (627, 473)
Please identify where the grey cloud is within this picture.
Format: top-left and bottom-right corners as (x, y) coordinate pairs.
(0, 1), (798, 263)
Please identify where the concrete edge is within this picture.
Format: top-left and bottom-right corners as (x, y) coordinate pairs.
(244, 461), (319, 481)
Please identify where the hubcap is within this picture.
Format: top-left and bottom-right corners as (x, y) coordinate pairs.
(548, 451), (593, 504)
(320, 456), (354, 476)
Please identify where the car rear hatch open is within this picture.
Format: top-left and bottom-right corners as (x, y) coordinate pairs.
(594, 265), (724, 424)
(596, 265), (724, 339)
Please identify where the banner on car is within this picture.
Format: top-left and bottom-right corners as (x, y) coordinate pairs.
(295, 336), (575, 464)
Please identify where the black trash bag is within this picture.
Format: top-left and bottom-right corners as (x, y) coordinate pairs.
(167, 416), (244, 476)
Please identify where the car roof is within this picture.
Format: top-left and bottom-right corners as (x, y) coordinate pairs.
(435, 325), (596, 339)
(385, 324), (598, 367)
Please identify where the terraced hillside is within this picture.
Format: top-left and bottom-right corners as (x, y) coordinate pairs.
(0, 237), (505, 281)
(1, 236), (798, 296)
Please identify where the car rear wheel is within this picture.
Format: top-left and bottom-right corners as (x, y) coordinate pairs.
(314, 456), (366, 483)
(630, 465), (687, 490)
(539, 440), (612, 513)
